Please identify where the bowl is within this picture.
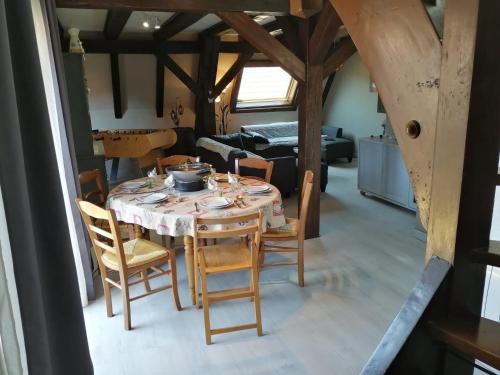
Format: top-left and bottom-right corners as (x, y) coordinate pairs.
(166, 162), (211, 183)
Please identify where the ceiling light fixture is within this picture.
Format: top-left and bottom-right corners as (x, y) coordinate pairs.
(154, 17), (161, 30)
(142, 14), (150, 29)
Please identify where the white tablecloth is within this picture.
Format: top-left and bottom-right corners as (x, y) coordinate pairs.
(106, 176), (286, 237)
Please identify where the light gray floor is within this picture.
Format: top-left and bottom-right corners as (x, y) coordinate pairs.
(83, 161), (426, 375)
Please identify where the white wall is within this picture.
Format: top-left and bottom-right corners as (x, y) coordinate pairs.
(84, 53), (298, 133)
(323, 53), (386, 155)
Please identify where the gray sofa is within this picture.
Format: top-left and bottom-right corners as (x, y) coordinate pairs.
(241, 122), (354, 163)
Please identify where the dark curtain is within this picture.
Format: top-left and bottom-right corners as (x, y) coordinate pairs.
(0, 0), (93, 374)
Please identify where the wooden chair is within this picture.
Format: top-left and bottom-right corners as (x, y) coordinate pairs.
(79, 169), (130, 240)
(259, 170), (314, 287)
(194, 211), (264, 344)
(79, 169), (107, 207)
(235, 158), (273, 183)
(156, 155), (200, 175)
(76, 199), (181, 330)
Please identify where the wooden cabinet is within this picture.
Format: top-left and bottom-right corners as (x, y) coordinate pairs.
(358, 137), (416, 211)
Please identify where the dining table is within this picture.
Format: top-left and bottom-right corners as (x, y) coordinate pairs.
(106, 173), (286, 305)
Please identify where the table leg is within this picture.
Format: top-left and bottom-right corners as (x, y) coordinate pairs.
(184, 235), (196, 305)
(133, 225), (143, 239)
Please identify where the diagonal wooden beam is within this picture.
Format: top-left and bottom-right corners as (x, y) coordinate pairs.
(322, 72), (336, 106)
(330, 0), (442, 228)
(213, 48), (254, 98)
(104, 9), (131, 39)
(201, 20), (229, 37)
(55, 0), (290, 13)
(309, 2), (342, 65)
(322, 38), (356, 78)
(157, 49), (200, 95)
(216, 12), (305, 82)
(154, 12), (205, 40)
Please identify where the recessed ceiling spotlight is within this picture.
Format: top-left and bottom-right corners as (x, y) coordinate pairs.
(142, 14), (150, 28)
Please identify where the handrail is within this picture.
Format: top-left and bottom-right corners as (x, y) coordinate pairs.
(361, 256), (451, 374)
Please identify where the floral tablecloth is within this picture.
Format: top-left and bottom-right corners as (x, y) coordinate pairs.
(106, 175), (286, 237)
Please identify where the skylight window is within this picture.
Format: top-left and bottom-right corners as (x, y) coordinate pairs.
(230, 62), (298, 112)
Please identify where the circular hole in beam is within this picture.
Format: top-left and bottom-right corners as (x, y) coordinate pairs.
(406, 120), (421, 139)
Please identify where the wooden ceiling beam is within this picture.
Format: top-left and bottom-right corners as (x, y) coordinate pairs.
(216, 11), (305, 82)
(154, 12), (205, 40)
(213, 48), (254, 97)
(156, 49), (200, 95)
(322, 37), (356, 78)
(329, 0), (442, 228)
(54, 0), (290, 13)
(103, 9), (131, 39)
(309, 2), (342, 65)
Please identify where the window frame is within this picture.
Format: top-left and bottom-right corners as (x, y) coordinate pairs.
(230, 60), (299, 113)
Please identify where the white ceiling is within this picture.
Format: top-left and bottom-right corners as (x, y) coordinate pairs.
(56, 9), (223, 38)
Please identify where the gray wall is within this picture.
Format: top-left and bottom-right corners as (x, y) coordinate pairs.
(323, 53), (386, 156)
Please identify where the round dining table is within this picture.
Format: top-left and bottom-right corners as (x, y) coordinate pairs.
(106, 174), (286, 305)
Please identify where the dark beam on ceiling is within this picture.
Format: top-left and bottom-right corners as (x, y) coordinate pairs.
(103, 9), (131, 39)
(78, 38), (252, 54)
(54, 0), (290, 13)
(154, 12), (205, 40)
(323, 38), (356, 78)
(216, 11), (305, 82)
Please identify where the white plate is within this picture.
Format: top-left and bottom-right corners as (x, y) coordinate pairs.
(121, 181), (147, 190)
(138, 193), (168, 204)
(200, 197), (233, 209)
(245, 184), (271, 194)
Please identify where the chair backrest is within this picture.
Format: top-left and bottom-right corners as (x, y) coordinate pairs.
(194, 211), (263, 265)
(79, 169), (107, 207)
(235, 158), (273, 183)
(298, 170), (314, 239)
(76, 199), (127, 270)
(156, 155), (200, 174)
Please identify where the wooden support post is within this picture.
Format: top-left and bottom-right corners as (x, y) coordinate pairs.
(194, 35), (220, 138)
(104, 10), (131, 119)
(155, 57), (165, 117)
(298, 19), (322, 239)
(109, 53), (124, 119)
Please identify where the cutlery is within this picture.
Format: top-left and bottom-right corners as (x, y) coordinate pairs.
(194, 202), (199, 212)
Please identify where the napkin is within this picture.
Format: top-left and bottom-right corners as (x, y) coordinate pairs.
(164, 174), (175, 188)
(147, 168), (157, 178)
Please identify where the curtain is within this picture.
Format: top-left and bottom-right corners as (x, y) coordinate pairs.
(0, 0), (93, 373)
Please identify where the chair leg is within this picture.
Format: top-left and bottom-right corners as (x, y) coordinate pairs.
(141, 270), (151, 292)
(258, 242), (265, 268)
(298, 240), (304, 287)
(200, 271), (212, 345)
(101, 269), (113, 317)
(169, 251), (182, 311)
(252, 266), (263, 337)
(120, 273), (131, 330)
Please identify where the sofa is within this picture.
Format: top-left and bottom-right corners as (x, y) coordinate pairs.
(241, 121), (354, 163)
(196, 137), (297, 196)
(197, 135), (328, 194)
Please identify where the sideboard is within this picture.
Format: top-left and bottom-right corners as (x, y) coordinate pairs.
(358, 137), (416, 211)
